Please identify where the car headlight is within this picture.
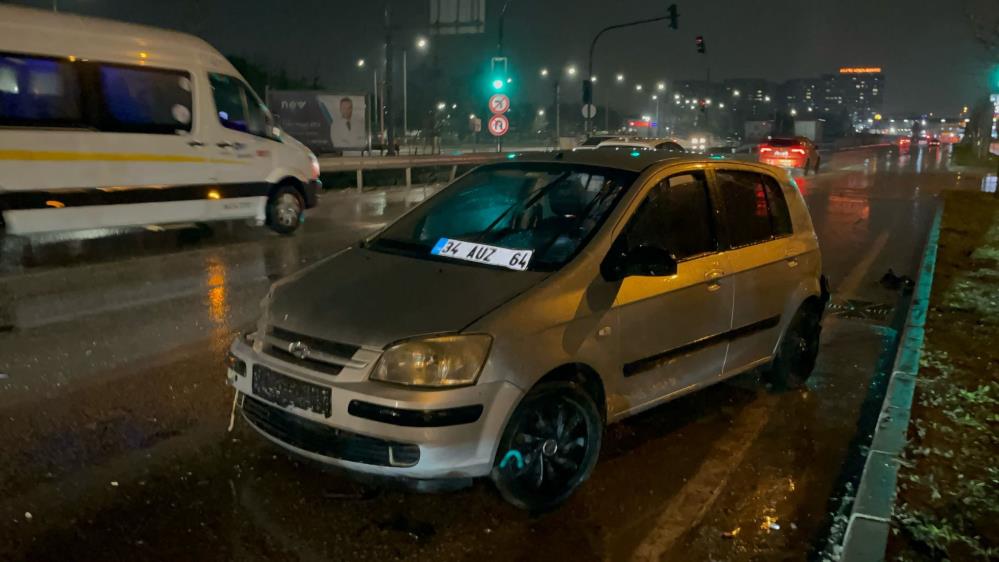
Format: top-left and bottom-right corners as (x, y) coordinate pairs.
(371, 335), (492, 388)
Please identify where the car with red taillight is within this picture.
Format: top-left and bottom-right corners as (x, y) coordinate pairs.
(758, 137), (820, 173)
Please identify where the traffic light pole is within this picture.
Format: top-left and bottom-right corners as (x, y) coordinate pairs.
(585, 6), (678, 133)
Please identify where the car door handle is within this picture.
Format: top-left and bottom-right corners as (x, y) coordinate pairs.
(217, 142), (244, 149)
(187, 140), (205, 147)
(705, 269), (725, 292)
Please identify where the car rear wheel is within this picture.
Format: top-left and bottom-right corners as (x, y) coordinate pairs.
(765, 304), (823, 391)
(267, 185), (304, 235)
(491, 381), (602, 512)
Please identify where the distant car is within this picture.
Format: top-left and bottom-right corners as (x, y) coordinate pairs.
(597, 138), (686, 153)
(897, 137), (911, 148)
(927, 137), (941, 148)
(759, 137), (820, 173)
(576, 135), (626, 149)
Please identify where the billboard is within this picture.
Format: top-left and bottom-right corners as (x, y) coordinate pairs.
(267, 90), (367, 154)
(430, 0), (485, 35)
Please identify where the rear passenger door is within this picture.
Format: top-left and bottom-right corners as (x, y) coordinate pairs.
(711, 168), (797, 375)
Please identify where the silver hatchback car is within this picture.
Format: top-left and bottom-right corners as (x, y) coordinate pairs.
(227, 148), (827, 511)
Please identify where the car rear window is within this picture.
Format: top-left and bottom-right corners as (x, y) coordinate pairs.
(766, 138), (801, 147)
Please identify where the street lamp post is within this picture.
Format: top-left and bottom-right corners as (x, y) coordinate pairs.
(585, 12), (678, 133)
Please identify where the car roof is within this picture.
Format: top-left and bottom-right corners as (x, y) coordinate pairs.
(506, 147), (789, 176)
(599, 139), (682, 148)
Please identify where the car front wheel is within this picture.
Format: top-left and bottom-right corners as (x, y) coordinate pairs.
(491, 381), (602, 512)
(266, 185), (304, 235)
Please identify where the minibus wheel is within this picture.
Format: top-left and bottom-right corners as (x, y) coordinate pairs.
(491, 381), (602, 512)
(267, 185), (304, 235)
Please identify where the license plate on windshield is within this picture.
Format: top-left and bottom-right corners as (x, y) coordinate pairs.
(431, 238), (533, 271)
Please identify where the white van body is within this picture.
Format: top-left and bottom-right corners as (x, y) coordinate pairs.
(0, 5), (320, 236)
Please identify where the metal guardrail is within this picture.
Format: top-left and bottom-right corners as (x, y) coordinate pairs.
(317, 153), (513, 189)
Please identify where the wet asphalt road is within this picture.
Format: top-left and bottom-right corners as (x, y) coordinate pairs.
(0, 146), (988, 561)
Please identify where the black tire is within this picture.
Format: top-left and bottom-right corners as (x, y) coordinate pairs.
(491, 381), (602, 512)
(266, 185), (304, 235)
(765, 304), (823, 391)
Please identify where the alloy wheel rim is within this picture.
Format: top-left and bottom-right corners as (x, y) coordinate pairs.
(275, 193), (301, 227)
(505, 397), (590, 495)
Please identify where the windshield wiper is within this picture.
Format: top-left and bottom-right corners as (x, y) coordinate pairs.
(473, 172), (571, 243)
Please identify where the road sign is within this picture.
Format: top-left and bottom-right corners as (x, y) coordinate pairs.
(469, 117), (482, 133)
(488, 114), (509, 136)
(581, 104), (597, 118)
(488, 94), (510, 114)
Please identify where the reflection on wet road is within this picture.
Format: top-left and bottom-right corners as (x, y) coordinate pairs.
(0, 146), (988, 561)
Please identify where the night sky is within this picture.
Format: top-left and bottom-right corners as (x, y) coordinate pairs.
(9, 0), (999, 115)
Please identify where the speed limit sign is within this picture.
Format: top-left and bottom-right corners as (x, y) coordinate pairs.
(488, 114), (509, 137)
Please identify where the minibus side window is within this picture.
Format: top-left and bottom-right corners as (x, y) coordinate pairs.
(209, 72), (278, 141)
(0, 53), (83, 127)
(209, 73), (248, 133)
(97, 64), (193, 134)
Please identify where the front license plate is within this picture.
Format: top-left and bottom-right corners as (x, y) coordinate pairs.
(430, 238), (533, 271)
(252, 365), (332, 417)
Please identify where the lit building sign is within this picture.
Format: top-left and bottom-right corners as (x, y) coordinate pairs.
(839, 67), (882, 74)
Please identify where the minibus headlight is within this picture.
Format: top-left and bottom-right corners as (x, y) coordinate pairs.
(308, 153), (320, 179)
(371, 335), (492, 388)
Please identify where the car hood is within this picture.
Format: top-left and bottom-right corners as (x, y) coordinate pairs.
(264, 247), (550, 349)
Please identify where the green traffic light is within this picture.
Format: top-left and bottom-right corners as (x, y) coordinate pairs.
(492, 79), (505, 90)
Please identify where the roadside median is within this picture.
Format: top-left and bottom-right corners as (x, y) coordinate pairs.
(841, 190), (999, 560)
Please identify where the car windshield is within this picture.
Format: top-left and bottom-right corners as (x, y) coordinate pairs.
(368, 163), (636, 271)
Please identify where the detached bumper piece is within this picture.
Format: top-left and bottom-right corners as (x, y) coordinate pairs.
(242, 396), (420, 467)
(348, 400), (484, 427)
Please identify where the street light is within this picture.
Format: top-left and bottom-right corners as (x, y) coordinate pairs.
(790, 108), (798, 116)
(437, 102), (446, 110)
(656, 81), (666, 91)
(416, 37), (429, 50)
(540, 67), (549, 77)
(566, 65), (577, 76)
(733, 89), (741, 97)
(635, 84), (643, 92)
(616, 73), (625, 82)
(719, 102), (725, 109)
(705, 98), (712, 105)
(538, 108), (545, 116)
(590, 75), (597, 83)
(356, 58), (366, 68)
(764, 95), (771, 102)
(674, 93), (681, 100)
(651, 94), (658, 100)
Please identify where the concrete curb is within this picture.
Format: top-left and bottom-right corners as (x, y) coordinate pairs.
(839, 205), (943, 561)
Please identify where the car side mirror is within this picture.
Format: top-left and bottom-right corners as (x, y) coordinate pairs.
(601, 243), (678, 281)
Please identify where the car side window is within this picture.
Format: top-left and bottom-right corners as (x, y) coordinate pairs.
(716, 170), (791, 247)
(762, 174), (793, 236)
(0, 53), (82, 127)
(97, 64), (192, 134)
(623, 171), (716, 260)
(209, 73), (247, 132)
(209, 72), (276, 140)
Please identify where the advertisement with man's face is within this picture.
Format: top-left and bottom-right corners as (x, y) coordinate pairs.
(267, 91), (367, 153)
